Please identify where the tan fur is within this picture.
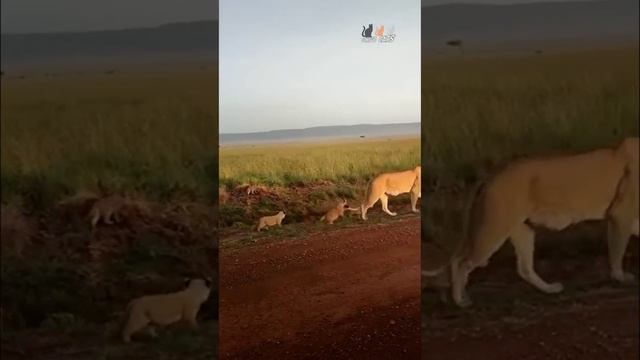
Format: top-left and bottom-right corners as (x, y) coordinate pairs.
(88, 195), (127, 228)
(246, 185), (267, 195)
(320, 199), (348, 224)
(360, 166), (421, 220)
(121, 278), (211, 343)
(219, 187), (230, 205)
(256, 211), (286, 231)
(450, 137), (639, 307)
(422, 242), (452, 303)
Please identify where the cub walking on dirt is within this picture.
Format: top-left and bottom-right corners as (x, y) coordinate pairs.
(256, 211), (286, 231)
(121, 278), (212, 343)
(320, 199), (350, 225)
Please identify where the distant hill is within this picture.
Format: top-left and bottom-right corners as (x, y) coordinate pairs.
(220, 123), (421, 145)
(422, 0), (639, 54)
(1, 20), (218, 69)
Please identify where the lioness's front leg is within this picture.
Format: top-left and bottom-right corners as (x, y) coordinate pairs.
(410, 191), (420, 213)
(510, 223), (564, 293)
(607, 217), (635, 283)
(607, 176), (637, 283)
(380, 194), (397, 216)
(183, 304), (201, 331)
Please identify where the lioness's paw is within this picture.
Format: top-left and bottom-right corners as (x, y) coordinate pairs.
(612, 271), (636, 284)
(390, 212), (398, 216)
(412, 209), (420, 213)
(455, 297), (473, 308)
(546, 282), (564, 293)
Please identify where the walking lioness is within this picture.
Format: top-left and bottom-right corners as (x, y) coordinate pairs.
(361, 166), (421, 220)
(450, 137), (639, 307)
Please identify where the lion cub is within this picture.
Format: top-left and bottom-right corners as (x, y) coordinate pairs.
(246, 185), (265, 195)
(256, 211), (286, 231)
(88, 195), (127, 228)
(320, 199), (349, 225)
(122, 278), (212, 343)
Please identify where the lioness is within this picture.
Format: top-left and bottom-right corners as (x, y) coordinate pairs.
(450, 137), (639, 307)
(320, 198), (353, 224)
(122, 278), (212, 343)
(361, 166), (421, 220)
(256, 211), (286, 231)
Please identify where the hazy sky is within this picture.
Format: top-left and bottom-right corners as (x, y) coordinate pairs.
(0, 0), (596, 33)
(1, 0), (218, 34)
(220, 0), (421, 134)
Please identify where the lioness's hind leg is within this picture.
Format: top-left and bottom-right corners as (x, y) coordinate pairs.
(104, 210), (114, 225)
(122, 313), (149, 343)
(452, 227), (511, 307)
(451, 257), (474, 308)
(380, 194), (397, 216)
(361, 200), (377, 220)
(510, 223), (563, 293)
(607, 217), (635, 283)
(90, 209), (101, 228)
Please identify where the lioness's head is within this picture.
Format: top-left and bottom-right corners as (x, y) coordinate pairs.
(183, 278), (212, 301)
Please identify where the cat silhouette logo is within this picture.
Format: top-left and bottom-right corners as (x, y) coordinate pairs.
(375, 25), (384, 38)
(361, 24), (373, 38)
(361, 23), (395, 43)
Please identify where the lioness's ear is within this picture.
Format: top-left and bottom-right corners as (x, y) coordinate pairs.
(183, 278), (191, 287)
(205, 277), (213, 288)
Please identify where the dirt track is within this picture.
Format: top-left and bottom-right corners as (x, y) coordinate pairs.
(422, 236), (639, 360)
(219, 216), (421, 359)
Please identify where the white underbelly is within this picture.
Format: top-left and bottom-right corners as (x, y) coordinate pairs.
(529, 207), (607, 231)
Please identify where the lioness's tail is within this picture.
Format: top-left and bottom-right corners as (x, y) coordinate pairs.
(422, 267), (446, 277)
(449, 180), (486, 273)
(360, 179), (374, 218)
(107, 300), (134, 341)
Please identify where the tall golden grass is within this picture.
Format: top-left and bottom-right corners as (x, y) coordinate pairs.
(219, 137), (421, 187)
(1, 69), (217, 206)
(423, 47), (639, 182)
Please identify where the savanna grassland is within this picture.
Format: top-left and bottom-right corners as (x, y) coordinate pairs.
(1, 68), (219, 360)
(423, 47), (639, 185)
(1, 69), (218, 209)
(218, 138), (421, 236)
(219, 137), (420, 186)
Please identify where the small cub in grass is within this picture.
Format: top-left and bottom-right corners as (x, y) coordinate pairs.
(246, 185), (267, 195)
(121, 278), (212, 343)
(256, 211), (286, 231)
(88, 195), (127, 228)
(320, 198), (349, 225)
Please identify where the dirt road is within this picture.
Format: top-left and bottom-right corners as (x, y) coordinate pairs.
(422, 237), (639, 360)
(219, 216), (421, 359)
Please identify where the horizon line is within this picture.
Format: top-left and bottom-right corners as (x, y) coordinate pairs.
(220, 122), (421, 136)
